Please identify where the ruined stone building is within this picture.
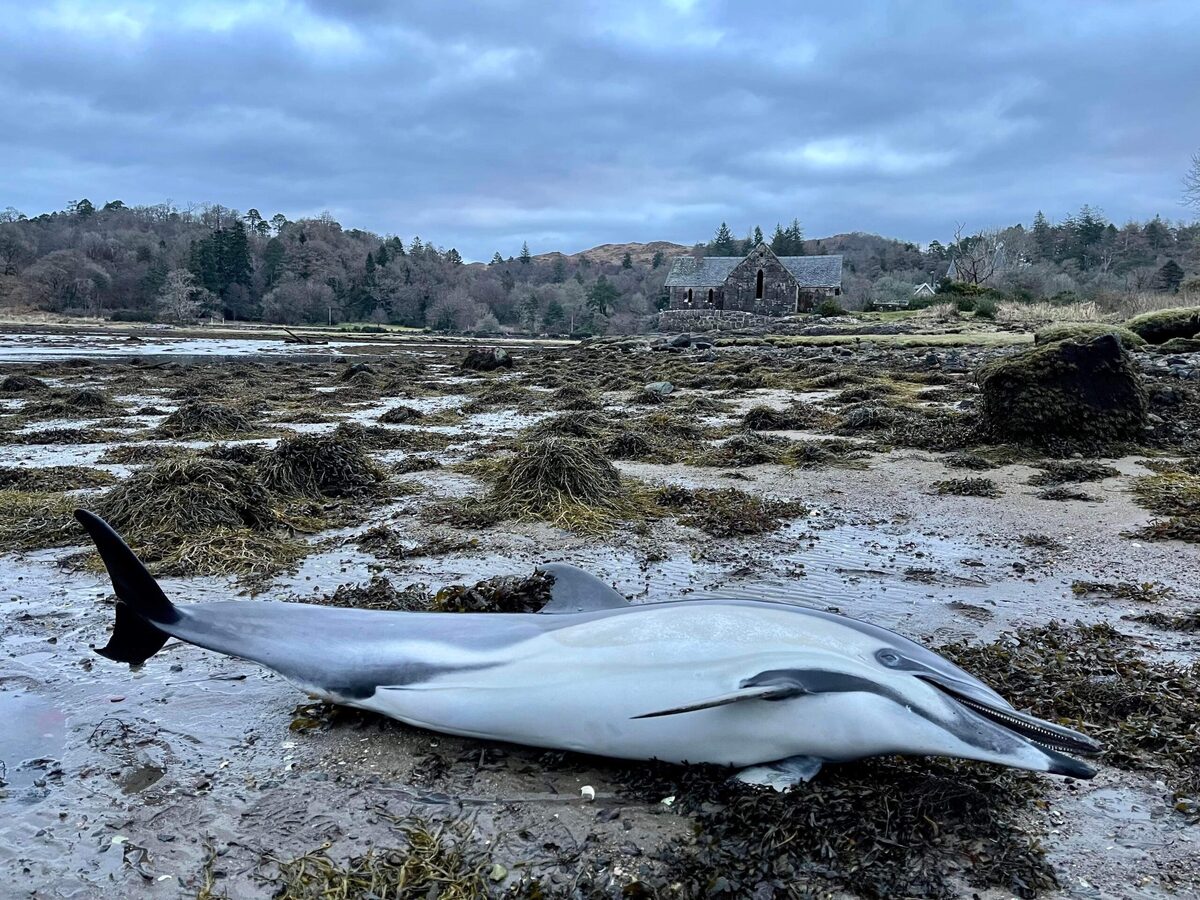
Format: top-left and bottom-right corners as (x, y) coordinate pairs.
(663, 243), (843, 315)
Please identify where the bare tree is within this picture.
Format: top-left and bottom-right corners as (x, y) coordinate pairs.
(156, 269), (212, 323)
(947, 224), (1003, 285)
(1184, 150), (1200, 211)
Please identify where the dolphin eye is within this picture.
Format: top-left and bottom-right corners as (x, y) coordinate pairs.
(877, 650), (901, 667)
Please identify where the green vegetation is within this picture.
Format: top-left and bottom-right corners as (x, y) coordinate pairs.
(1034, 322), (1146, 349)
(156, 400), (257, 438)
(1124, 306), (1200, 344)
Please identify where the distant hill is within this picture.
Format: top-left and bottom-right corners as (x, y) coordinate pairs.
(534, 240), (689, 267)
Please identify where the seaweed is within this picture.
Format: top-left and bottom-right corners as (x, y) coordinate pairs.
(1070, 580), (1174, 603)
(0, 465), (118, 492)
(156, 401), (256, 438)
(24, 388), (125, 420)
(944, 621), (1200, 801)
(356, 524), (479, 561)
(633, 757), (1055, 900)
(1128, 472), (1200, 542)
(1028, 460), (1120, 485)
(258, 432), (386, 498)
(1128, 609), (1200, 632)
(656, 485), (806, 536)
(1037, 486), (1099, 502)
(741, 403), (826, 431)
(0, 374), (49, 394)
(431, 570), (553, 613)
(945, 451), (996, 470)
(783, 438), (871, 469)
(0, 490), (79, 551)
(268, 819), (492, 900)
(305, 575), (429, 611)
(697, 432), (789, 467)
(932, 477), (1001, 498)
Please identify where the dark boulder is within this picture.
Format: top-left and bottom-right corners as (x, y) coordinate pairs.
(461, 347), (514, 372)
(1124, 306), (1200, 344)
(978, 334), (1147, 451)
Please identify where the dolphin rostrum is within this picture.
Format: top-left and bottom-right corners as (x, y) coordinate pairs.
(75, 510), (1101, 787)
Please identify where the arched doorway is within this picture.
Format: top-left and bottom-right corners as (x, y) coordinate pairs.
(755, 269), (764, 300)
(707, 288), (714, 306)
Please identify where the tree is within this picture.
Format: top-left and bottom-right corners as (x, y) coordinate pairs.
(769, 223), (788, 254)
(270, 213), (289, 234)
(1031, 211), (1054, 261)
(711, 222), (738, 256)
(947, 224), (1003, 285)
(621, 251), (633, 269)
(156, 269), (212, 323)
(520, 241), (532, 264)
(785, 219), (804, 255)
(753, 226), (764, 246)
(445, 248), (463, 266)
(490, 251), (504, 266)
(70, 199), (95, 218)
(1156, 259), (1185, 292)
(587, 275), (620, 316)
(1184, 150), (1200, 211)
(651, 250), (664, 269)
(0, 225), (34, 276)
(103, 200), (126, 211)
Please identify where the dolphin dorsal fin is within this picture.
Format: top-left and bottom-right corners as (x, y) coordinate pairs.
(536, 563), (630, 614)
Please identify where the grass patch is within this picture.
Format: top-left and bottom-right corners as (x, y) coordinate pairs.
(932, 477), (1001, 498)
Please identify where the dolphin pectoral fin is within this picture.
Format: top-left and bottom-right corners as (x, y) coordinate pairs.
(630, 679), (807, 719)
(734, 755), (823, 791)
(536, 563), (630, 614)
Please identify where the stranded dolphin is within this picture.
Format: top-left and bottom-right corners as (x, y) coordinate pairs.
(75, 510), (1101, 787)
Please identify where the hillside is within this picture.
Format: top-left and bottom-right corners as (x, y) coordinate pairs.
(534, 240), (688, 267)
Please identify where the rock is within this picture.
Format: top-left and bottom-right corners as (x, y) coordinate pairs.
(643, 381), (674, 397)
(924, 352), (941, 369)
(1124, 306), (1200, 344)
(1034, 323), (1146, 350)
(978, 334), (1147, 451)
(461, 347), (513, 372)
(669, 333), (692, 348)
(692, 339), (714, 350)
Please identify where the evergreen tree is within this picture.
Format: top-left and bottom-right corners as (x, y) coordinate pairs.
(445, 248), (463, 266)
(376, 243), (390, 267)
(261, 237), (286, 289)
(389, 236), (406, 256)
(1031, 211), (1054, 261)
(753, 226), (764, 246)
(769, 223), (788, 254)
(409, 236), (424, 257)
(1156, 259), (1185, 292)
(621, 251), (633, 269)
(520, 241), (532, 264)
(785, 219), (804, 255)
(544, 298), (565, 328)
(490, 251), (504, 266)
(364, 251), (376, 277)
(651, 250), (664, 269)
(551, 256), (567, 283)
(587, 275), (620, 316)
(711, 222), (738, 256)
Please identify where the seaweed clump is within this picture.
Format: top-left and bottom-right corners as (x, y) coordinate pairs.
(945, 451), (996, 470)
(1129, 472), (1200, 543)
(378, 404), (424, 424)
(635, 757), (1055, 899)
(269, 819), (492, 900)
(742, 403), (826, 431)
(977, 335), (1147, 453)
(1028, 460), (1120, 485)
(0, 490), (79, 551)
(306, 575), (428, 611)
(89, 456), (305, 579)
(932, 477), (1001, 498)
(698, 432), (789, 467)
(944, 621), (1200, 802)
(656, 485), (806, 536)
(460, 436), (641, 532)
(431, 570), (553, 613)
(258, 432), (386, 498)
(156, 400), (256, 438)
(0, 465), (118, 492)
(0, 374), (49, 394)
(1070, 580), (1174, 603)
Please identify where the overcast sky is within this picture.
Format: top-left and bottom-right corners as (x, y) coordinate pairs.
(3, 1), (1199, 260)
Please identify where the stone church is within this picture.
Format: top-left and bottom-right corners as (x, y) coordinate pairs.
(664, 243), (843, 315)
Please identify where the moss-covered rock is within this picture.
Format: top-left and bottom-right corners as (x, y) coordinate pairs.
(1151, 336), (1200, 354)
(1034, 323), (1145, 349)
(1124, 306), (1200, 344)
(978, 334), (1147, 451)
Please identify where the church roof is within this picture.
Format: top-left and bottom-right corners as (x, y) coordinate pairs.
(664, 253), (843, 288)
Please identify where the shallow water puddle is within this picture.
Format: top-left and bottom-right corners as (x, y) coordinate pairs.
(0, 689), (66, 799)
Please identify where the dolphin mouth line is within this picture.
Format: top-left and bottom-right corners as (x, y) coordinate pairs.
(924, 678), (1103, 757)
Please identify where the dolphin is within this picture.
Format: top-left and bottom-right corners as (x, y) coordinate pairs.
(75, 510), (1100, 787)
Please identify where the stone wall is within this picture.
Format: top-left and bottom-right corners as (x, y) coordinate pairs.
(657, 308), (775, 331)
(724, 245), (798, 315)
(668, 285), (726, 311)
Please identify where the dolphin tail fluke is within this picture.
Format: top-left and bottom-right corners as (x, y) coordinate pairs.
(75, 509), (181, 665)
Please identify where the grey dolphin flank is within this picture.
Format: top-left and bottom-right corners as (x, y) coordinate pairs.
(75, 510), (1101, 786)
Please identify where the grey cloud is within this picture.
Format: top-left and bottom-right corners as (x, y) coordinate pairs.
(2, 0), (1198, 258)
